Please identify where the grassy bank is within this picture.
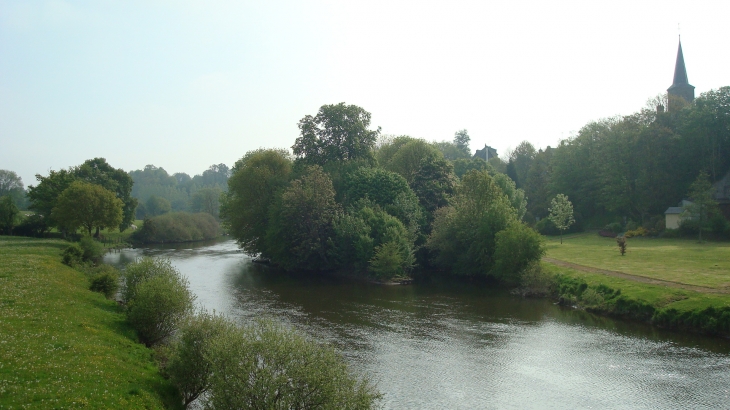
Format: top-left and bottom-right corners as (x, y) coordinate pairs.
(0, 236), (180, 408)
(543, 234), (730, 336)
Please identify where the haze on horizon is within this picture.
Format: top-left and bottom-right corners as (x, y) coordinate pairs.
(1, 0), (728, 185)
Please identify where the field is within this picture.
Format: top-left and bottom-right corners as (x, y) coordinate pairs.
(543, 233), (730, 314)
(0, 236), (180, 409)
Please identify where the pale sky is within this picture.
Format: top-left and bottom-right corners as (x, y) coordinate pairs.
(2, 0), (728, 187)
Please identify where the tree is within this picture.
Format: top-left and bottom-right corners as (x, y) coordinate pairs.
(293, 103), (380, 166)
(506, 141), (536, 188)
(145, 195), (171, 217)
(220, 149), (292, 255)
(548, 194), (575, 244)
(684, 171), (719, 242)
(0, 195), (19, 235)
(190, 187), (222, 218)
(427, 170), (518, 276)
(74, 158), (138, 231)
(27, 169), (77, 231)
(266, 166), (340, 270)
(0, 170), (25, 208)
(454, 129), (471, 156)
(51, 181), (123, 237)
(411, 155), (456, 217)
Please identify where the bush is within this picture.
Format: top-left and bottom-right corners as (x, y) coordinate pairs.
(518, 262), (554, 297)
(710, 214), (729, 236)
(79, 237), (105, 264)
(492, 222), (545, 285)
(88, 265), (120, 299)
(126, 268), (195, 346)
(62, 243), (84, 267)
(166, 311), (236, 408)
(206, 319), (380, 410)
(624, 227), (648, 238)
(604, 222), (623, 234)
(121, 257), (180, 304)
(661, 228), (679, 238)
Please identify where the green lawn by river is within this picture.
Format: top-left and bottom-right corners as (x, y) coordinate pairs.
(544, 233), (730, 312)
(0, 236), (180, 409)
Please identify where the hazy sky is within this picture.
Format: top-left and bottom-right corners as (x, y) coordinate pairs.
(2, 0), (728, 186)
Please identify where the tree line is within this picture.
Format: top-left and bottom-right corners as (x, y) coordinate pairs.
(508, 87), (730, 231)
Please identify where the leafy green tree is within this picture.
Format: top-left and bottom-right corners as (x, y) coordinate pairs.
(121, 257), (180, 304)
(0, 195), (19, 235)
(190, 187), (222, 218)
(382, 138), (441, 184)
(145, 195), (171, 217)
(27, 169), (77, 231)
(75, 158), (138, 231)
(266, 166), (340, 270)
(206, 319), (380, 409)
(453, 157), (490, 179)
(684, 171), (720, 242)
(51, 181), (123, 237)
(506, 141), (536, 188)
(525, 147), (553, 219)
(0, 170), (26, 208)
(293, 103), (380, 166)
(411, 155), (456, 216)
(492, 173), (527, 221)
(220, 149), (292, 255)
(427, 170), (518, 276)
(454, 129), (471, 156)
(548, 194), (575, 244)
(343, 167), (423, 234)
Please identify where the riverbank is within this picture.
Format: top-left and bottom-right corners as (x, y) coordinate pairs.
(0, 236), (181, 408)
(543, 234), (730, 337)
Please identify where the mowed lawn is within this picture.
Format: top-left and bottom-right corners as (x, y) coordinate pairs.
(545, 234), (730, 290)
(0, 237), (180, 409)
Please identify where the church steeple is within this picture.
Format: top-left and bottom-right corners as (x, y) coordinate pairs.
(667, 37), (695, 108)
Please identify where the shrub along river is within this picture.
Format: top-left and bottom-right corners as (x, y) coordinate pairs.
(104, 239), (730, 409)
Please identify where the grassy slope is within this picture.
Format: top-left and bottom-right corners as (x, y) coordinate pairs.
(0, 236), (180, 409)
(544, 234), (730, 314)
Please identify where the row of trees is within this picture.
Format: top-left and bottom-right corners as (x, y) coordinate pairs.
(221, 103), (544, 282)
(21, 158), (136, 236)
(507, 87), (730, 228)
(129, 164), (229, 218)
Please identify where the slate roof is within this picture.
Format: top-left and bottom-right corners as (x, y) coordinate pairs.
(665, 207), (684, 215)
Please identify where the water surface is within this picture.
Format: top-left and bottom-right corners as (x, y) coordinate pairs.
(105, 240), (730, 409)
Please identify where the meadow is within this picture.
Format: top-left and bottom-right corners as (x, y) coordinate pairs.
(0, 236), (180, 409)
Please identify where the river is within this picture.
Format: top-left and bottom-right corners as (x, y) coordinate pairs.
(104, 239), (730, 409)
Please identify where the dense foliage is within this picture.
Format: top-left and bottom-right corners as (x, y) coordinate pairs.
(513, 87), (730, 228)
(131, 212), (219, 244)
(221, 103), (543, 282)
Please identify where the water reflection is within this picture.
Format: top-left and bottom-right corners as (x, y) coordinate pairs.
(104, 240), (730, 409)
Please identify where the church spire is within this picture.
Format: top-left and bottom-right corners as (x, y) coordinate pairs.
(667, 37), (695, 109)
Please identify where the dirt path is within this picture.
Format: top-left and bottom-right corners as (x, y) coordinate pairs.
(543, 257), (730, 295)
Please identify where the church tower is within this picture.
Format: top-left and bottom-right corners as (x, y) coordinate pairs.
(667, 38), (695, 110)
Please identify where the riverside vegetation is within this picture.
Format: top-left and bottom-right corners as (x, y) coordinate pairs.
(1, 236), (381, 409)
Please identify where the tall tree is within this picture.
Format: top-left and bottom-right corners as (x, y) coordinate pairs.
(266, 166), (340, 270)
(0, 195), (19, 235)
(27, 169), (77, 230)
(75, 158), (137, 231)
(684, 171), (719, 243)
(51, 181), (124, 236)
(0, 170), (26, 209)
(220, 149), (292, 255)
(190, 187), (222, 219)
(506, 141), (536, 188)
(293, 103), (380, 166)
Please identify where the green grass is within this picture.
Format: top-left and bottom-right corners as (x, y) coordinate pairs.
(0, 236), (180, 409)
(542, 262), (730, 313)
(545, 234), (730, 289)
